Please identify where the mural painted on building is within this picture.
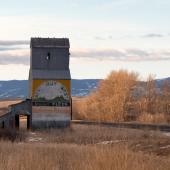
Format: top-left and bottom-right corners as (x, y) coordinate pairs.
(33, 81), (70, 106)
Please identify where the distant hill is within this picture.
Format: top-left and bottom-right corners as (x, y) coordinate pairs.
(155, 77), (170, 87)
(0, 78), (169, 99)
(0, 79), (101, 99)
(71, 79), (100, 96)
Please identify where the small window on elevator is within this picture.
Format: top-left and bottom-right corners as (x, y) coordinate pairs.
(46, 52), (51, 60)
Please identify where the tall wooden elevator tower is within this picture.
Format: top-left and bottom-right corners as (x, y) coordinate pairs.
(29, 38), (71, 128)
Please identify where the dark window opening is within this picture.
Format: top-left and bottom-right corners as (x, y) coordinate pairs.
(46, 52), (51, 60)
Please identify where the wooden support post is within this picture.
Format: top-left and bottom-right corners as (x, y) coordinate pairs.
(70, 97), (73, 120)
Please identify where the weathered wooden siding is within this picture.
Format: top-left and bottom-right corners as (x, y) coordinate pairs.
(32, 106), (71, 129)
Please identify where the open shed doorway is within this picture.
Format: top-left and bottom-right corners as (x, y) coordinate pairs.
(15, 115), (31, 130)
(19, 115), (28, 130)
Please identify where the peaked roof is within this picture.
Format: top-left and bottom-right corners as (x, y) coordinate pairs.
(30, 38), (70, 48)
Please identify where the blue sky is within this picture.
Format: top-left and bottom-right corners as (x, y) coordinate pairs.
(0, 0), (170, 80)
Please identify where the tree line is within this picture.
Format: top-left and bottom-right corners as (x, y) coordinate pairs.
(73, 70), (170, 123)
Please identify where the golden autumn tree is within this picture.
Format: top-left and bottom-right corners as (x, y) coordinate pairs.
(144, 74), (157, 114)
(77, 70), (138, 122)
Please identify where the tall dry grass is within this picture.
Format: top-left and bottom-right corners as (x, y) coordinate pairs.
(1, 124), (170, 170)
(0, 129), (26, 142)
(0, 141), (169, 170)
(137, 112), (170, 124)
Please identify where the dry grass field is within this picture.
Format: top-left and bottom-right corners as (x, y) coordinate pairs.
(1, 124), (170, 170)
(0, 99), (21, 116)
(1, 69), (170, 170)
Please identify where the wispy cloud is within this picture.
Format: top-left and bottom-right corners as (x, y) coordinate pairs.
(0, 40), (29, 46)
(94, 35), (113, 40)
(96, 0), (137, 11)
(0, 40), (29, 52)
(142, 33), (164, 38)
(0, 47), (26, 51)
(0, 49), (29, 65)
(71, 48), (170, 61)
(1, 47), (170, 66)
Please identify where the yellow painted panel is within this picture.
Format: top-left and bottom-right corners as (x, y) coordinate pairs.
(31, 80), (71, 99)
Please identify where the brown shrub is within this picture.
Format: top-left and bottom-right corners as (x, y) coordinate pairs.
(0, 129), (26, 142)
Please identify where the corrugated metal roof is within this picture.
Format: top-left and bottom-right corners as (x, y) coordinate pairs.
(32, 69), (71, 80)
(30, 38), (70, 48)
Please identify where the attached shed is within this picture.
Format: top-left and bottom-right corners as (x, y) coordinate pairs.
(0, 100), (32, 130)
